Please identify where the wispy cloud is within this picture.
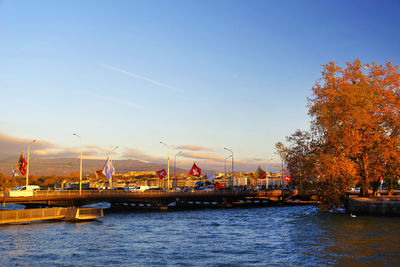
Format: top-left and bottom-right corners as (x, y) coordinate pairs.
(95, 94), (141, 108)
(102, 64), (179, 92)
(175, 145), (215, 152)
(73, 90), (140, 109)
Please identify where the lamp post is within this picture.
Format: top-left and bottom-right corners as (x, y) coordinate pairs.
(174, 151), (182, 189)
(73, 133), (82, 195)
(160, 141), (170, 190)
(266, 157), (274, 190)
(281, 159), (284, 188)
(224, 147), (234, 188)
(26, 139), (36, 186)
(224, 155), (232, 188)
(109, 146), (119, 188)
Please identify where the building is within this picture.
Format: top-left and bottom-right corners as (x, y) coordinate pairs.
(233, 177), (249, 187)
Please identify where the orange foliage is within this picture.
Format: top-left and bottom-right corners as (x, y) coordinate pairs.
(309, 59), (400, 197)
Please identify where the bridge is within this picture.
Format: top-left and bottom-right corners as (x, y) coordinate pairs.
(0, 189), (298, 209)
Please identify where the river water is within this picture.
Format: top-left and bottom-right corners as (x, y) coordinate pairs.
(1, 205), (399, 266)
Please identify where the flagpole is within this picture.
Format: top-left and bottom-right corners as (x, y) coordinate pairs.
(73, 133), (82, 195)
(224, 155), (232, 188)
(224, 147), (234, 188)
(160, 141), (170, 190)
(174, 151), (182, 189)
(167, 147), (170, 190)
(26, 140), (36, 186)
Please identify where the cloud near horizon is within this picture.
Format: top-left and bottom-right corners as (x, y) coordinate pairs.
(0, 132), (116, 161)
(0, 132), (58, 160)
(0, 132), (281, 172)
(181, 152), (224, 161)
(174, 145), (214, 152)
(122, 147), (164, 163)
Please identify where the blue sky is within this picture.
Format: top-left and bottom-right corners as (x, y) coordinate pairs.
(1, 0), (399, 171)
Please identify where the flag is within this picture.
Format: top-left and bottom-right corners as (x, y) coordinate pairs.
(284, 176), (292, 183)
(157, 169), (167, 179)
(189, 162), (201, 177)
(16, 152), (27, 176)
(102, 157), (115, 182)
(93, 169), (105, 179)
(255, 166), (266, 179)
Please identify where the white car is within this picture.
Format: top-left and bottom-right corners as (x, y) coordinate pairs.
(128, 186), (150, 192)
(9, 185), (40, 197)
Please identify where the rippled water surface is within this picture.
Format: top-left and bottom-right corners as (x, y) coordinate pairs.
(1, 205), (400, 266)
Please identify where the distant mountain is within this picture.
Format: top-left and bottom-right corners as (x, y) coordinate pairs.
(0, 158), (189, 177)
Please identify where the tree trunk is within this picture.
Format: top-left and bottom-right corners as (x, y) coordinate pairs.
(359, 178), (370, 197)
(359, 155), (370, 197)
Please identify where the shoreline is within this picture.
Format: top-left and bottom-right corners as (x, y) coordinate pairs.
(346, 196), (400, 216)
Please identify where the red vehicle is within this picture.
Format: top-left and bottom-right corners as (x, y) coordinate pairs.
(215, 183), (225, 190)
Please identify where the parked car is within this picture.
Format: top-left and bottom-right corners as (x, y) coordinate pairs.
(182, 187), (195, 192)
(128, 186), (150, 192)
(145, 187), (164, 192)
(125, 186), (137, 192)
(204, 185), (215, 191)
(9, 185), (40, 197)
(111, 187), (126, 191)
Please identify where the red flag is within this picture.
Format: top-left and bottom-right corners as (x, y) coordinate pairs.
(255, 166), (266, 179)
(189, 163), (201, 177)
(284, 176), (292, 183)
(157, 169), (167, 179)
(16, 152), (27, 176)
(96, 170), (105, 177)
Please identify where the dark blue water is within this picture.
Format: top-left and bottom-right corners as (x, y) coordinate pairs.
(1, 206), (399, 266)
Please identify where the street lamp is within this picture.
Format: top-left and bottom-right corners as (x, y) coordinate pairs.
(109, 146), (119, 188)
(266, 157), (274, 190)
(174, 151), (182, 188)
(224, 147), (234, 187)
(26, 139), (36, 186)
(160, 141), (170, 190)
(224, 155), (232, 188)
(73, 133), (82, 194)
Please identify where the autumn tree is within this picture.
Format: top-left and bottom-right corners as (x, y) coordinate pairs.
(278, 59), (400, 208)
(309, 59), (400, 197)
(276, 130), (321, 197)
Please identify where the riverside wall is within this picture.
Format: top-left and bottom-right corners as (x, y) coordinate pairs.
(346, 196), (400, 216)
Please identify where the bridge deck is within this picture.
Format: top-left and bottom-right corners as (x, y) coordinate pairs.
(0, 189), (297, 207)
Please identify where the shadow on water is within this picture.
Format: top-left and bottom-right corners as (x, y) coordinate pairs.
(288, 210), (400, 265)
(0, 218), (103, 228)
